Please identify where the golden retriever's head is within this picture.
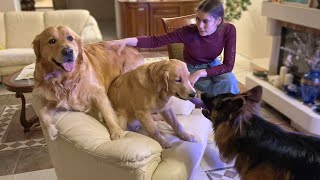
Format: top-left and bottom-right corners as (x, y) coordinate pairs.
(150, 59), (196, 100)
(32, 26), (82, 73)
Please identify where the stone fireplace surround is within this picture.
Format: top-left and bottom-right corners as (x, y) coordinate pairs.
(245, 1), (320, 135)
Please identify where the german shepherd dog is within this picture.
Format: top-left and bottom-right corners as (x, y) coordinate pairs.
(201, 86), (320, 180)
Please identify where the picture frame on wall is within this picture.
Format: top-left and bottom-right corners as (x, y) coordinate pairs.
(281, 0), (311, 7)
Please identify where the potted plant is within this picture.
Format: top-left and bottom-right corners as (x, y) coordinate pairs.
(224, 0), (252, 21)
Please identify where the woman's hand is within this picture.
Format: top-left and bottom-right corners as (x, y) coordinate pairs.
(189, 69), (207, 87)
(106, 39), (127, 55)
(106, 38), (138, 55)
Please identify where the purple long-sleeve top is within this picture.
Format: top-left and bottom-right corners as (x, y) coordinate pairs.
(136, 23), (236, 77)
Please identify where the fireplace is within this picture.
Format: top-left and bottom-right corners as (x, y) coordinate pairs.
(278, 22), (320, 79)
(245, 2), (320, 135)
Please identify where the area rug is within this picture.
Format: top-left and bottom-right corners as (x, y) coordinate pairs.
(0, 103), (45, 151)
(205, 167), (239, 180)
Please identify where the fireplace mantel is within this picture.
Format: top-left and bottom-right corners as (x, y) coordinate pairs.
(261, 2), (320, 30)
(245, 2), (320, 135)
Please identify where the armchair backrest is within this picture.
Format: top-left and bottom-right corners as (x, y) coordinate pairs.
(161, 14), (196, 61)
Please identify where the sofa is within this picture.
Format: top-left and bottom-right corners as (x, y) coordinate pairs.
(0, 9), (102, 81)
(32, 93), (213, 180)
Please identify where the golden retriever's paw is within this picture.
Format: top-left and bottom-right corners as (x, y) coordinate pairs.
(110, 128), (125, 140)
(48, 124), (58, 141)
(156, 136), (172, 149)
(179, 132), (198, 142)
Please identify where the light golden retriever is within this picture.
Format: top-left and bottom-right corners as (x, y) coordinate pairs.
(108, 59), (197, 148)
(32, 26), (144, 140)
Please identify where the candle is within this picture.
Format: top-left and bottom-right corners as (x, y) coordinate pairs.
(272, 75), (281, 88)
(284, 73), (294, 85)
(279, 66), (288, 85)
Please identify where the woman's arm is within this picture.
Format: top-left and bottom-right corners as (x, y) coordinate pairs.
(189, 69), (207, 87)
(205, 24), (236, 77)
(107, 38), (138, 55)
(107, 25), (192, 54)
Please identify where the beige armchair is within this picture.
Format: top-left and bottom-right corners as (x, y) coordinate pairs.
(32, 93), (212, 180)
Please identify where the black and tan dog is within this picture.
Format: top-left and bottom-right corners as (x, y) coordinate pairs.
(201, 86), (320, 180)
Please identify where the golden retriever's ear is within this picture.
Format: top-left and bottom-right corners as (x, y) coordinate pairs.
(74, 34), (84, 62)
(149, 61), (169, 92)
(32, 35), (41, 61)
(163, 71), (169, 92)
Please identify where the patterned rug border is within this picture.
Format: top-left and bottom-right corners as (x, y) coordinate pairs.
(205, 166), (239, 180)
(0, 104), (46, 152)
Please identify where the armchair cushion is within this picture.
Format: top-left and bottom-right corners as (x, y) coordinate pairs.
(169, 96), (195, 115)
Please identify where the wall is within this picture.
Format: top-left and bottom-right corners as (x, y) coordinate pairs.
(69, 0), (115, 20)
(232, 0), (272, 59)
(0, 0), (21, 12)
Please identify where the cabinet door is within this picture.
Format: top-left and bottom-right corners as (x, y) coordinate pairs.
(121, 2), (149, 38)
(180, 2), (199, 16)
(149, 3), (180, 36)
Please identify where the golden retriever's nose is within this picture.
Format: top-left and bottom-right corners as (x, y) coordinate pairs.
(189, 92), (196, 98)
(62, 48), (73, 57)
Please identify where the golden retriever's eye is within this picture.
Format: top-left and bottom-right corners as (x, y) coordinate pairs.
(67, 36), (74, 41)
(48, 39), (56, 44)
(175, 78), (182, 83)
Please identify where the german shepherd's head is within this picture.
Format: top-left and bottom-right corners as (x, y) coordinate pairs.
(201, 86), (262, 130)
(201, 86), (262, 162)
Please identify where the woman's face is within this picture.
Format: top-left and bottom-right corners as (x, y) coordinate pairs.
(196, 10), (222, 36)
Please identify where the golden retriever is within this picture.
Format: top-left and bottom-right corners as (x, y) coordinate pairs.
(108, 59), (197, 148)
(32, 26), (144, 141)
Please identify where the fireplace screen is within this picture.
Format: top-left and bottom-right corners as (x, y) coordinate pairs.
(279, 27), (320, 78)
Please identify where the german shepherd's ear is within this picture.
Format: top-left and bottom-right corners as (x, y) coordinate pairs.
(245, 86), (262, 102)
(202, 109), (211, 120)
(32, 35), (41, 61)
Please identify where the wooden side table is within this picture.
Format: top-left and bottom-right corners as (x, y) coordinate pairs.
(2, 69), (38, 133)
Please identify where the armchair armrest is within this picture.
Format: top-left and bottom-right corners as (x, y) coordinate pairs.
(32, 93), (162, 169)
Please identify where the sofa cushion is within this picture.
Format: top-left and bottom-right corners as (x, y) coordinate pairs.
(0, 12), (5, 49)
(5, 11), (44, 48)
(0, 48), (35, 67)
(44, 10), (89, 35)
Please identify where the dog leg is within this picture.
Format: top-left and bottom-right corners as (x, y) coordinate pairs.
(160, 108), (197, 142)
(39, 102), (58, 141)
(93, 93), (124, 140)
(136, 111), (172, 148)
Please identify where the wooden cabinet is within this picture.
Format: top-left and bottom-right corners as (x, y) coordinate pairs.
(116, 0), (200, 39)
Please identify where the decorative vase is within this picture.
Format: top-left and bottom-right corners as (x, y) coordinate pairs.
(300, 70), (320, 104)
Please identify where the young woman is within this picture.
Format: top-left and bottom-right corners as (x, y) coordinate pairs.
(108, 0), (239, 106)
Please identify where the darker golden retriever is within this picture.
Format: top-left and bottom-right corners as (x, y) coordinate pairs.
(108, 59), (197, 148)
(32, 26), (143, 140)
